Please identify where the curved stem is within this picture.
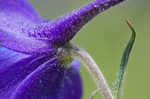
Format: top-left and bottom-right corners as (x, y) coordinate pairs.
(68, 43), (114, 99)
(89, 88), (100, 99)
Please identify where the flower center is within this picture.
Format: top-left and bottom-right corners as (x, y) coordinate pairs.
(56, 46), (73, 66)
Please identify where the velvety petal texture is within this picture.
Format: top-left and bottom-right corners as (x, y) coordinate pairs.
(0, 47), (51, 98)
(64, 59), (82, 99)
(0, 0), (124, 98)
(0, 0), (54, 54)
(0, 0), (124, 54)
(0, 0), (84, 98)
(0, 47), (82, 99)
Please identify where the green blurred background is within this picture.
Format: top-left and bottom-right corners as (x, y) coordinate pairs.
(30, 0), (150, 99)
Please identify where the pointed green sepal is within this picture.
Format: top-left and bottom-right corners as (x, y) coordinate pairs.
(114, 20), (136, 99)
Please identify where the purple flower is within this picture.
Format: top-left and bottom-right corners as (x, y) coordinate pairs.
(0, 0), (124, 99)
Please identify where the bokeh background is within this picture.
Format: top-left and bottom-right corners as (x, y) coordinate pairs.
(30, 0), (150, 99)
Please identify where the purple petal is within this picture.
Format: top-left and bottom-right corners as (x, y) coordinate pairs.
(0, 0), (41, 25)
(0, 0), (41, 36)
(0, 0), (53, 54)
(0, 47), (52, 99)
(0, 48), (82, 99)
(10, 58), (64, 99)
(8, 59), (82, 99)
(64, 59), (82, 99)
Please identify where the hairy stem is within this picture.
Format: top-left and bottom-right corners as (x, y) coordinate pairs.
(68, 43), (114, 99)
